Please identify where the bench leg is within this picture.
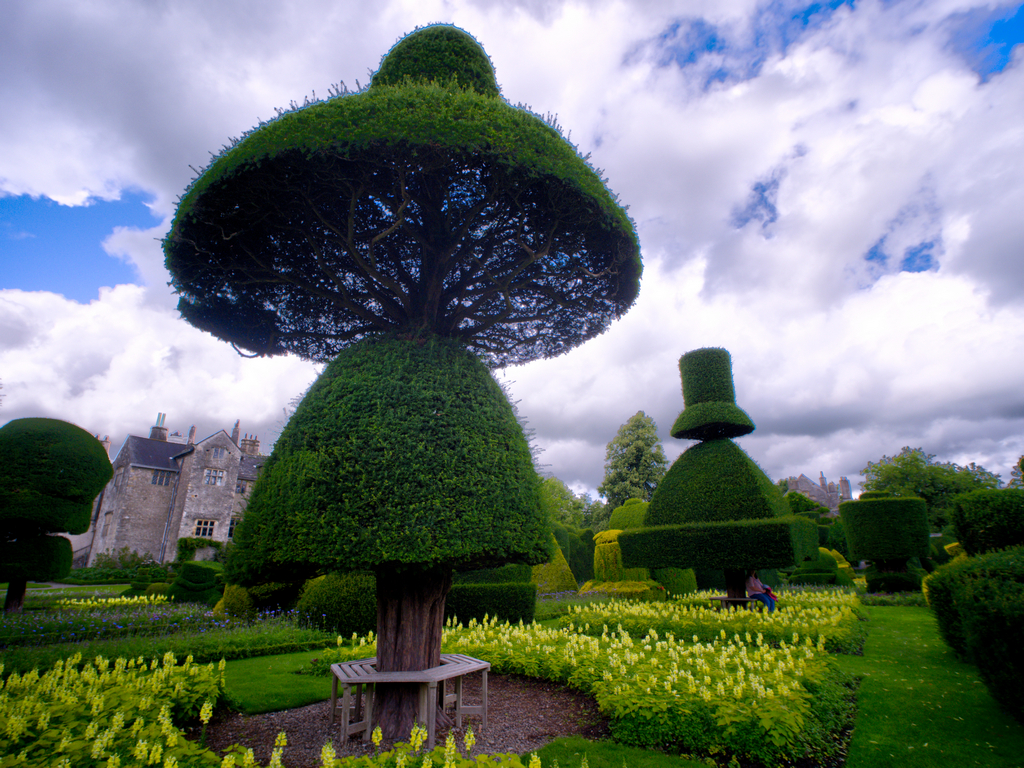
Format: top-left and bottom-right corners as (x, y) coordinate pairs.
(331, 675), (339, 725)
(480, 669), (488, 732)
(454, 675), (463, 729)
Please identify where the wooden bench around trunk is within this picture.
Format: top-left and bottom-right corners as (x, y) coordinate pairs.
(330, 653), (490, 749)
(707, 596), (764, 611)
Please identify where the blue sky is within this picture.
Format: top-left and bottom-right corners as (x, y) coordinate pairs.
(3, 0), (1024, 499)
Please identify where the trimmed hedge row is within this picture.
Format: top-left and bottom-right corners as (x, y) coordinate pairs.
(552, 521), (595, 584)
(950, 489), (1024, 556)
(619, 516), (818, 572)
(927, 546), (1024, 722)
(444, 583), (536, 624)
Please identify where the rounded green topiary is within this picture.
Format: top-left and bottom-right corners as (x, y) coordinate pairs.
(371, 25), (499, 98)
(652, 567), (698, 596)
(168, 562), (222, 606)
(296, 572), (377, 637)
(608, 498), (648, 530)
(670, 349), (754, 441)
(218, 584), (256, 620)
(646, 440), (789, 526)
(949, 488), (1024, 556)
(0, 418), (113, 534)
(228, 335), (550, 584)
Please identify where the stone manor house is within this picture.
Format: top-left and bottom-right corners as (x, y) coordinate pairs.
(82, 414), (267, 565)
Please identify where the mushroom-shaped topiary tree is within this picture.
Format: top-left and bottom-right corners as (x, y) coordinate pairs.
(618, 349), (817, 599)
(839, 493), (929, 592)
(0, 418), (113, 613)
(163, 24), (641, 737)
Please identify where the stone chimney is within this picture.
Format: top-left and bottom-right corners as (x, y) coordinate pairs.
(149, 412), (169, 441)
(188, 425), (197, 445)
(231, 419), (241, 445)
(95, 434), (112, 456)
(239, 434), (260, 456)
(839, 476), (852, 501)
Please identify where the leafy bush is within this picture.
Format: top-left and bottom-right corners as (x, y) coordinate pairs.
(453, 564), (532, 584)
(175, 536), (224, 563)
(146, 582), (170, 597)
(593, 530), (648, 582)
(246, 580), (306, 611)
(91, 547), (159, 570)
(215, 584), (257, 620)
(865, 568), (922, 593)
(607, 498), (648, 530)
(652, 567), (697, 596)
(296, 572), (377, 637)
(551, 522), (594, 584)
(577, 580), (667, 601)
(444, 583), (536, 624)
(949, 489), (1024, 555)
(531, 545), (579, 595)
(928, 547), (1024, 722)
(167, 562), (222, 606)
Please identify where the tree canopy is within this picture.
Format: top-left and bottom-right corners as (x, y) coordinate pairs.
(861, 447), (1001, 528)
(0, 418), (112, 612)
(164, 25), (641, 367)
(598, 411), (668, 509)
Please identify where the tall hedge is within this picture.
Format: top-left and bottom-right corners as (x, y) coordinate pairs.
(552, 522), (594, 584)
(227, 335), (551, 584)
(839, 496), (929, 562)
(949, 488), (1024, 556)
(927, 547), (1024, 722)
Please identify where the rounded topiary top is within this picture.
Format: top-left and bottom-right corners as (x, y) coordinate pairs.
(165, 25), (640, 367)
(838, 496), (929, 561)
(670, 348), (754, 441)
(0, 418), (113, 535)
(227, 334), (552, 584)
(371, 25), (499, 98)
(608, 498), (648, 530)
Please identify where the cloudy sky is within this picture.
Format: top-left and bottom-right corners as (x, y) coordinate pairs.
(2, 0), (1023, 501)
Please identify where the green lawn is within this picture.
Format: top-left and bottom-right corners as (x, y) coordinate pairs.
(223, 650), (335, 714)
(836, 606), (1024, 767)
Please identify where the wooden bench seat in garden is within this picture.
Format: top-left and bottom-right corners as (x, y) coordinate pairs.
(708, 596), (764, 612)
(330, 653), (490, 749)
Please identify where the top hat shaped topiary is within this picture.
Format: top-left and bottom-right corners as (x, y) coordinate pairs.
(670, 348), (754, 441)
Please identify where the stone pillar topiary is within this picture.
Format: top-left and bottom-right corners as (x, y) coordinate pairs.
(619, 348), (817, 599)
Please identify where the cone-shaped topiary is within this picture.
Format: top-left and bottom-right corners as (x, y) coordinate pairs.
(0, 418), (112, 613)
(619, 349), (816, 599)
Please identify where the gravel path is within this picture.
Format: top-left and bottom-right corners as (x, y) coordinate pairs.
(196, 673), (610, 768)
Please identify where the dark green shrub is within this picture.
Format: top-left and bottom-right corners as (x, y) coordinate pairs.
(552, 522), (594, 584)
(217, 584), (257, 620)
(445, 583), (536, 624)
(246, 581), (305, 610)
(371, 24), (501, 98)
(826, 519), (850, 559)
(839, 496), (929, 563)
(608, 499), (648, 530)
(949, 489), (1024, 555)
(145, 582), (169, 597)
(296, 572), (377, 636)
(167, 562), (222, 606)
(865, 568), (923, 593)
(454, 564), (532, 584)
(175, 537), (223, 563)
(652, 567), (697, 596)
(956, 547), (1024, 721)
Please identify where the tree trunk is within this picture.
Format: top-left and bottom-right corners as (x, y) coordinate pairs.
(4, 578), (27, 614)
(373, 564), (453, 740)
(724, 568), (746, 600)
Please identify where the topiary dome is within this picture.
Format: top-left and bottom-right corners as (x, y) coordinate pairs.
(371, 25), (500, 97)
(164, 25), (641, 367)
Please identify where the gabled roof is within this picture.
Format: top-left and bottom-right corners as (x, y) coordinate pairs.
(120, 436), (188, 471)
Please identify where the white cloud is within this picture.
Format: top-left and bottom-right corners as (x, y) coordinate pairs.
(3, 0), (1024, 505)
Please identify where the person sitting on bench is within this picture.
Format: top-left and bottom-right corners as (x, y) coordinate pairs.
(746, 570), (776, 612)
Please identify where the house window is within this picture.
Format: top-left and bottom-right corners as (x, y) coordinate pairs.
(235, 480), (247, 494)
(101, 512), (113, 537)
(194, 520), (215, 537)
(212, 447), (226, 459)
(113, 468), (124, 488)
(203, 469), (225, 486)
(152, 470), (173, 486)
(228, 517), (239, 539)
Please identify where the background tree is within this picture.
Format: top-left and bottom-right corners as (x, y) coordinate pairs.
(619, 349), (816, 599)
(1008, 456), (1024, 489)
(598, 411), (668, 509)
(164, 25), (641, 738)
(539, 476), (586, 527)
(861, 447), (1001, 529)
(0, 418), (112, 613)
